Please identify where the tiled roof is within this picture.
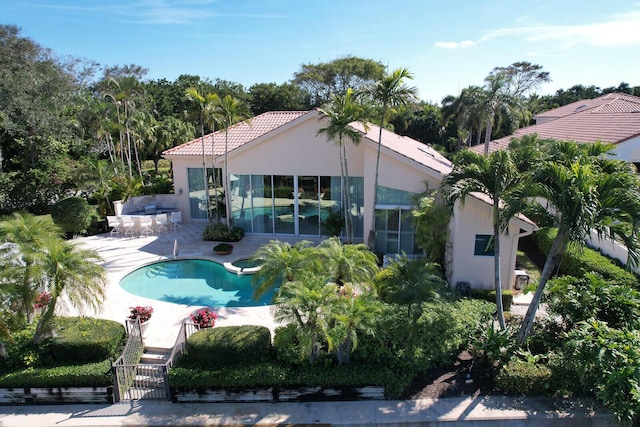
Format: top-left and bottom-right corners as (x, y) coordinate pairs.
(163, 109), (452, 176)
(350, 122), (452, 176)
(163, 111), (308, 157)
(471, 93), (640, 154)
(534, 93), (640, 120)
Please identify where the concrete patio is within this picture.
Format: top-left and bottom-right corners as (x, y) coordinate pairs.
(73, 222), (319, 349)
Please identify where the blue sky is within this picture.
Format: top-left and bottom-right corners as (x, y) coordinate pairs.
(4, 0), (640, 103)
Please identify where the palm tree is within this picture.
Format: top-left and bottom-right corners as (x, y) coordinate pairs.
(365, 68), (418, 248)
(440, 149), (529, 330)
(87, 159), (115, 215)
(103, 76), (146, 179)
(480, 74), (522, 157)
(216, 95), (251, 223)
(152, 117), (195, 175)
(33, 238), (106, 344)
(317, 89), (368, 242)
(316, 236), (379, 287)
(130, 110), (158, 182)
(516, 140), (640, 345)
(251, 240), (317, 300)
(274, 276), (337, 364)
(0, 213), (61, 324)
(185, 88), (219, 224)
(328, 285), (380, 365)
(375, 255), (448, 318)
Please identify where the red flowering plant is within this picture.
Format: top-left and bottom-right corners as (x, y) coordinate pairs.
(34, 292), (52, 309)
(128, 305), (153, 323)
(190, 307), (218, 328)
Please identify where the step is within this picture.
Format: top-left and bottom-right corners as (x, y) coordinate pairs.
(140, 347), (172, 364)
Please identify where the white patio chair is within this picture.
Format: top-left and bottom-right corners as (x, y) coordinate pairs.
(170, 211), (183, 230)
(120, 216), (137, 238)
(107, 215), (122, 237)
(154, 213), (169, 234)
(136, 216), (154, 237)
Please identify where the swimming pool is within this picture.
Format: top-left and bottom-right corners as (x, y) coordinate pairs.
(120, 259), (273, 307)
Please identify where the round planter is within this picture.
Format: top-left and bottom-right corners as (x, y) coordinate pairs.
(215, 250), (232, 255)
(140, 318), (151, 335)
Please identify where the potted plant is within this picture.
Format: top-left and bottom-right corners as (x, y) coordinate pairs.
(190, 307), (218, 329)
(129, 305), (153, 323)
(213, 242), (234, 255)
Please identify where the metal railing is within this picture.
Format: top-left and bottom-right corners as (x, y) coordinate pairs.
(112, 319), (200, 402)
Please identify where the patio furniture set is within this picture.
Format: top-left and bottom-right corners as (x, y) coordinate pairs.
(107, 211), (182, 238)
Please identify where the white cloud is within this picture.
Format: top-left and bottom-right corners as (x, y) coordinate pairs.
(436, 8), (640, 49)
(434, 40), (475, 49)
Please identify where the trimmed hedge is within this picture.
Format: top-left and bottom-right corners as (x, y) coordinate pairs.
(50, 317), (126, 364)
(495, 358), (552, 396)
(181, 325), (272, 368)
(50, 196), (92, 234)
(0, 360), (113, 388)
(534, 227), (638, 287)
(470, 289), (513, 311)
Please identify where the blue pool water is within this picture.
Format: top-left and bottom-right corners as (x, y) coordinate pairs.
(120, 259), (273, 307)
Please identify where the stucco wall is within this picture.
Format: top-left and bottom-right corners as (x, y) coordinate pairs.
(448, 196), (532, 290)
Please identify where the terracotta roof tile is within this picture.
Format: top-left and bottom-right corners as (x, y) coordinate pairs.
(163, 111), (308, 157)
(164, 109), (452, 177)
(471, 93), (640, 154)
(351, 122), (452, 176)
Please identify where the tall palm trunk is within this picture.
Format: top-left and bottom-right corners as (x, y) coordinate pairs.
(492, 198), (506, 330)
(517, 228), (568, 345)
(200, 121), (211, 223)
(483, 117), (494, 157)
(368, 105), (387, 248)
(33, 294), (57, 345)
(224, 131), (231, 224)
(343, 143), (353, 241)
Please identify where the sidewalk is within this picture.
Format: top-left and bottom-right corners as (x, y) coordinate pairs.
(0, 396), (619, 426)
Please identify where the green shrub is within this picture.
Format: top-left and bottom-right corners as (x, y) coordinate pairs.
(545, 274), (640, 330)
(352, 299), (494, 372)
(182, 325), (272, 368)
(0, 360), (112, 388)
(534, 227), (638, 287)
(495, 358), (552, 395)
(565, 320), (640, 422)
(169, 362), (411, 398)
(49, 317), (126, 364)
(0, 317), (125, 373)
(273, 323), (303, 366)
(50, 196), (92, 234)
(470, 289), (513, 311)
(202, 223), (245, 242)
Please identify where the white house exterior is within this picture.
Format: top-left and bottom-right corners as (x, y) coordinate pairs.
(164, 110), (535, 290)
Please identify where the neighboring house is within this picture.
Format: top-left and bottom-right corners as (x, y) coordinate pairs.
(471, 93), (640, 168)
(470, 92), (640, 269)
(163, 110), (535, 289)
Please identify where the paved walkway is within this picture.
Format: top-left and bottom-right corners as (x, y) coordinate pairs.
(20, 225), (613, 426)
(0, 396), (618, 426)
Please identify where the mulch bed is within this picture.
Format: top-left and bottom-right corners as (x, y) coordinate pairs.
(406, 351), (496, 399)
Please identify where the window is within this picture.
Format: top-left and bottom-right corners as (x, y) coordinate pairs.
(474, 234), (495, 256)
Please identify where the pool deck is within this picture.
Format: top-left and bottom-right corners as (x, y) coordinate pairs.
(74, 222), (320, 349)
